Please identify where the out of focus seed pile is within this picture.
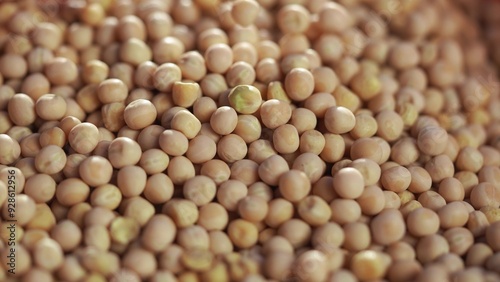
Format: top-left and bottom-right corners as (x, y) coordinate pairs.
(0, 0), (499, 281)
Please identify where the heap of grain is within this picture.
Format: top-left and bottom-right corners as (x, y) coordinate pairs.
(0, 0), (499, 281)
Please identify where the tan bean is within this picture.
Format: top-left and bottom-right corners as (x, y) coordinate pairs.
(68, 122), (100, 154)
(0, 134), (21, 165)
(329, 198), (361, 225)
(259, 99), (292, 129)
(78, 156), (113, 187)
(333, 167), (364, 199)
(217, 134), (248, 163)
(416, 234), (449, 264)
(407, 208), (440, 237)
(33, 238), (64, 271)
(34, 145), (67, 175)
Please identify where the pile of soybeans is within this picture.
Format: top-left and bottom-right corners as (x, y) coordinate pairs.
(0, 0), (499, 281)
